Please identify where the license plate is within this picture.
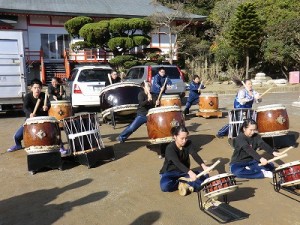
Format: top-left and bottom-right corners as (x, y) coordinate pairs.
(93, 87), (102, 92)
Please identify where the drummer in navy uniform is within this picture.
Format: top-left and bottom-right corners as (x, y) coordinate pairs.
(7, 79), (50, 152)
(116, 81), (153, 143)
(48, 77), (65, 101)
(216, 79), (261, 138)
(105, 71), (121, 86)
(150, 67), (172, 106)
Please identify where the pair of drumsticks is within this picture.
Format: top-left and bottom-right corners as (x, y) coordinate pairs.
(32, 89), (48, 115)
(178, 146), (294, 182)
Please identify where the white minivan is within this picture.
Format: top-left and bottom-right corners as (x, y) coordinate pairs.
(65, 65), (113, 110)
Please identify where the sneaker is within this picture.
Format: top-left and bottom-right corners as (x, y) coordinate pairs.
(262, 170), (273, 178)
(7, 145), (22, 152)
(116, 136), (124, 143)
(60, 146), (69, 155)
(158, 155), (165, 159)
(215, 134), (224, 139)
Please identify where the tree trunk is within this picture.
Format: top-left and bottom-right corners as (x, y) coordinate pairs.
(245, 52), (249, 79)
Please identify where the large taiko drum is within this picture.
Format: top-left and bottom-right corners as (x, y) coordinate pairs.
(48, 100), (73, 127)
(23, 116), (61, 155)
(255, 104), (289, 137)
(228, 108), (255, 138)
(147, 106), (184, 144)
(63, 113), (104, 155)
(99, 82), (143, 119)
(199, 93), (219, 112)
(274, 161), (300, 187)
(201, 173), (238, 199)
(160, 94), (181, 107)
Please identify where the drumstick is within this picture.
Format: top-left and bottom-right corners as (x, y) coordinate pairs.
(107, 73), (112, 85)
(198, 80), (204, 92)
(33, 98), (41, 115)
(44, 89), (48, 106)
(155, 78), (168, 107)
(258, 153), (288, 166)
(60, 85), (63, 96)
(179, 159), (221, 182)
(278, 146), (294, 155)
(259, 87), (273, 98)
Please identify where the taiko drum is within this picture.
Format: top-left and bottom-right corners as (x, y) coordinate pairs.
(255, 104), (289, 137)
(275, 161), (300, 187)
(48, 100), (73, 127)
(23, 116), (61, 154)
(160, 95), (182, 107)
(146, 106), (184, 144)
(199, 93), (219, 112)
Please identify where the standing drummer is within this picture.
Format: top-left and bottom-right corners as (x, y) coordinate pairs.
(48, 77), (65, 101)
(150, 67), (172, 106)
(116, 81), (154, 143)
(216, 79), (261, 138)
(7, 79), (50, 152)
(183, 75), (205, 116)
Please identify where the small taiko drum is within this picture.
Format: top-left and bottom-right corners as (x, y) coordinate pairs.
(160, 95), (181, 107)
(23, 116), (61, 155)
(99, 82), (143, 120)
(147, 106), (184, 144)
(255, 104), (289, 137)
(274, 161), (300, 187)
(199, 93), (219, 112)
(48, 100), (73, 127)
(201, 173), (238, 199)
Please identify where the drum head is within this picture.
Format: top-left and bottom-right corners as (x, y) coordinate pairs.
(161, 94), (180, 99)
(201, 173), (234, 186)
(256, 104), (286, 112)
(24, 116), (58, 125)
(275, 160), (300, 171)
(147, 106), (181, 115)
(50, 100), (71, 105)
(99, 82), (141, 95)
(200, 92), (218, 97)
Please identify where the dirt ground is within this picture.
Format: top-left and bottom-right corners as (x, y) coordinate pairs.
(0, 89), (300, 225)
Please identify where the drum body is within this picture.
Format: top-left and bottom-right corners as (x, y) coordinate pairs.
(147, 106), (184, 144)
(48, 100), (72, 127)
(228, 108), (255, 138)
(63, 113), (104, 155)
(160, 95), (181, 107)
(201, 173), (238, 198)
(199, 93), (219, 112)
(23, 116), (61, 154)
(275, 161), (300, 187)
(99, 82), (143, 119)
(255, 104), (289, 137)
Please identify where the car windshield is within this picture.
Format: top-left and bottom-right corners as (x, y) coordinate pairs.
(152, 67), (181, 79)
(77, 69), (112, 82)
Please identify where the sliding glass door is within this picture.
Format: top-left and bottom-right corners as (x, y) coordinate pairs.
(41, 34), (70, 60)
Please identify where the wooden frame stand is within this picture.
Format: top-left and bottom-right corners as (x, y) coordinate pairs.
(196, 110), (222, 118)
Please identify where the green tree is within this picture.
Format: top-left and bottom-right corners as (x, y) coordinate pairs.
(229, 3), (264, 79)
(64, 17), (152, 56)
(64, 16), (94, 38)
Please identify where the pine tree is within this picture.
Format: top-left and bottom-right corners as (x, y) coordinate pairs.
(229, 3), (264, 79)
